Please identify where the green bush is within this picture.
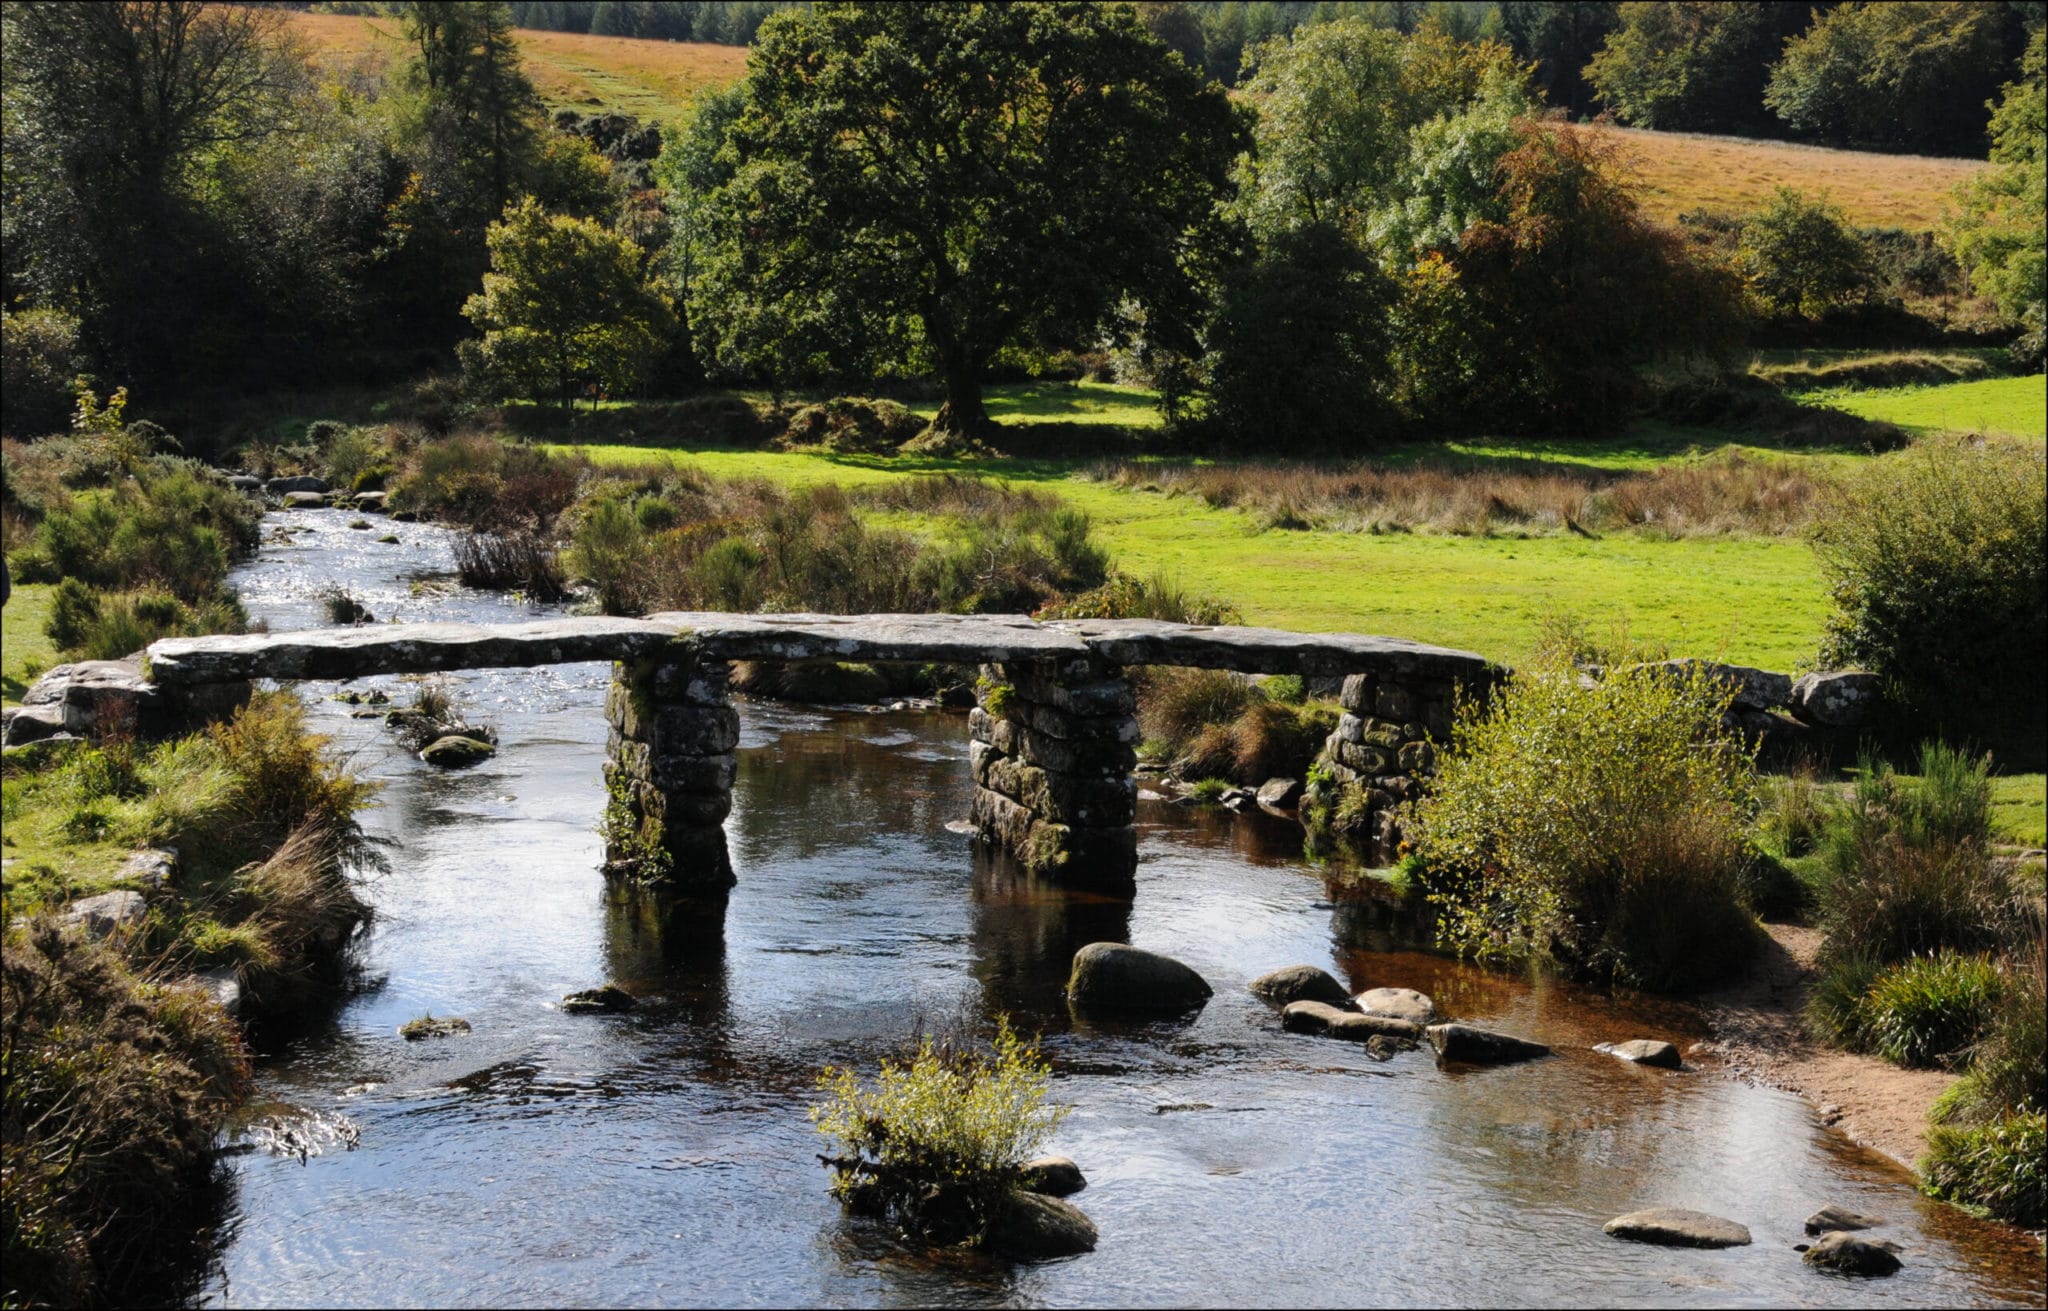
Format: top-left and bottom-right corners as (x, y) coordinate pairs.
(1861, 951), (2005, 1069)
(811, 1017), (1068, 1244)
(44, 578), (245, 661)
(1813, 746), (2011, 968)
(1410, 655), (1759, 989)
(1811, 442), (2046, 754)
(1737, 188), (1875, 319)
(568, 498), (648, 615)
(1807, 950), (1886, 1048)
(1922, 1112), (2047, 1228)
(0, 307), (83, 436)
(1034, 571), (1243, 625)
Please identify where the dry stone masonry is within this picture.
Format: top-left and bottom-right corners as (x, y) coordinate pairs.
(604, 645), (739, 889)
(1317, 670), (1474, 864)
(970, 656), (1140, 877)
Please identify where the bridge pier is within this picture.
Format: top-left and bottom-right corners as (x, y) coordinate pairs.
(1314, 671), (1466, 863)
(604, 648), (737, 889)
(970, 657), (1138, 881)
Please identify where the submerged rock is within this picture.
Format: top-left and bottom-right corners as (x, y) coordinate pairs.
(1425, 1023), (1549, 1064)
(1596, 1039), (1682, 1069)
(1018, 1155), (1087, 1197)
(1603, 1208), (1752, 1248)
(1249, 964), (1350, 1007)
(1804, 1204), (1881, 1236)
(562, 984), (636, 1014)
(420, 735), (496, 768)
(1802, 1230), (1902, 1275)
(1282, 1000), (1423, 1042)
(1067, 942), (1211, 1017)
(399, 1015), (472, 1040)
(1354, 986), (1438, 1026)
(984, 1189), (1098, 1261)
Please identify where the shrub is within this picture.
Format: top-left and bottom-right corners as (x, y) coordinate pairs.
(1812, 746), (2010, 968)
(811, 1016), (1068, 1245)
(1137, 667), (1263, 751)
(1922, 1112), (2047, 1228)
(319, 588), (373, 626)
(1738, 189), (1875, 320)
(0, 308), (84, 436)
(454, 532), (569, 602)
(1811, 441), (2046, 755)
(1036, 571), (1242, 625)
(568, 498), (648, 615)
(1, 921), (250, 1308)
(780, 396), (921, 452)
(1807, 950), (1886, 1049)
(1755, 770), (1837, 860)
(1861, 951), (2005, 1069)
(1410, 656), (1759, 989)
(45, 578), (245, 661)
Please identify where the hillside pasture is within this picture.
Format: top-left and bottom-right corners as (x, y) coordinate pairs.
(1797, 374), (2047, 439)
(1613, 126), (1984, 231)
(285, 10), (746, 125)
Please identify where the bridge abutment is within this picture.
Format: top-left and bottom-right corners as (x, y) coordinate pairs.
(1314, 671), (1469, 863)
(604, 649), (737, 889)
(970, 658), (1139, 881)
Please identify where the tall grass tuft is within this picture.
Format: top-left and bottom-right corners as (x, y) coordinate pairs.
(454, 531), (568, 601)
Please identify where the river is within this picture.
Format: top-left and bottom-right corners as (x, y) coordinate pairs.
(196, 508), (2044, 1308)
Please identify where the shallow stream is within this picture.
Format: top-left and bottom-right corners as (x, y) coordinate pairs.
(198, 509), (2044, 1307)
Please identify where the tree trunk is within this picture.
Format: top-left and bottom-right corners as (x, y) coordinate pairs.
(928, 349), (990, 439)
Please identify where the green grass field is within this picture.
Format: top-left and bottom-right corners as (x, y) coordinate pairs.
(545, 439), (1829, 668)
(1798, 374), (2047, 439)
(1990, 775), (2047, 848)
(3, 583), (57, 707)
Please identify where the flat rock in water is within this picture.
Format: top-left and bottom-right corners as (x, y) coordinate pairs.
(1067, 942), (1211, 1016)
(1283, 1001), (1421, 1042)
(562, 984), (636, 1014)
(420, 735), (496, 768)
(1018, 1155), (1087, 1197)
(1803, 1230), (1902, 1275)
(1426, 1022), (1549, 1064)
(399, 1016), (472, 1040)
(1256, 777), (1303, 809)
(1354, 986), (1438, 1026)
(1595, 1039), (1682, 1069)
(1804, 1204), (1881, 1235)
(283, 491), (330, 509)
(265, 475), (329, 495)
(1603, 1208), (1752, 1248)
(984, 1190), (1098, 1261)
(1250, 964), (1351, 1007)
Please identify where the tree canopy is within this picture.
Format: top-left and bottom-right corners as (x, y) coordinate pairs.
(684, 0), (1245, 437)
(1943, 26), (2047, 360)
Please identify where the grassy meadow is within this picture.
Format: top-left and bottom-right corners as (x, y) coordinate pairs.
(286, 10), (746, 125)
(2, 582), (57, 707)
(1796, 373), (2047, 439)
(1614, 126), (1985, 229)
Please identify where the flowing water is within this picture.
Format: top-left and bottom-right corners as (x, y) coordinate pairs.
(198, 510), (2043, 1308)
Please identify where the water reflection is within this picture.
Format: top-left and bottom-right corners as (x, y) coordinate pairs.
(966, 847), (1134, 1025)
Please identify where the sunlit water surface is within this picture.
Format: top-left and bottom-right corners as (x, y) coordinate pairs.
(197, 510), (2044, 1308)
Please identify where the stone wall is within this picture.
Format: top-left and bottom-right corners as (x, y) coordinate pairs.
(604, 650), (737, 889)
(1315, 672), (1471, 864)
(970, 658), (1139, 880)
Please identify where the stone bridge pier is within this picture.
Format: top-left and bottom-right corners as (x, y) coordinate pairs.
(969, 656), (1140, 879)
(604, 646), (738, 889)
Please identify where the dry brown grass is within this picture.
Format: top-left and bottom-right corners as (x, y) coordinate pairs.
(1612, 126), (1984, 232)
(284, 11), (746, 126)
(1094, 447), (1828, 538)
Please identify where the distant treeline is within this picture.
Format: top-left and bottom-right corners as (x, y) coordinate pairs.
(306, 1), (800, 44)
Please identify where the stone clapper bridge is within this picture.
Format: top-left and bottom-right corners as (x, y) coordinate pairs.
(146, 614), (1494, 887)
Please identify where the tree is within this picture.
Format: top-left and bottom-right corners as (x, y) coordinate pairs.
(1738, 188), (1875, 319)
(1205, 223), (1396, 446)
(1765, 1), (2028, 155)
(461, 198), (677, 408)
(1440, 118), (1748, 431)
(1, 1), (303, 382)
(1585, 1), (1812, 135)
(1943, 27), (2046, 361)
(689, 2), (1244, 438)
(1235, 18), (1529, 244)
(400, 2), (543, 226)
(1498, 1), (1620, 116)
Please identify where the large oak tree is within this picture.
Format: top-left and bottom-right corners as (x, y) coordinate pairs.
(687, 1), (1245, 437)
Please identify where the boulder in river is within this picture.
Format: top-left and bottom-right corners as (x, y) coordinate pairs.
(1354, 986), (1438, 1026)
(1425, 1022), (1549, 1064)
(420, 735), (496, 768)
(1283, 1000), (1423, 1042)
(1804, 1204), (1881, 1236)
(1018, 1155), (1087, 1197)
(1067, 942), (1211, 1017)
(1802, 1230), (1902, 1275)
(399, 1015), (471, 1040)
(1595, 1039), (1682, 1069)
(1603, 1208), (1752, 1248)
(266, 474), (329, 495)
(1249, 964), (1350, 1007)
(562, 984), (636, 1014)
(984, 1189), (1098, 1261)
(1256, 777), (1303, 809)
(283, 491), (331, 509)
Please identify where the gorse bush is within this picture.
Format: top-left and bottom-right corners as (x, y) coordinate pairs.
(1861, 951), (2005, 1070)
(1410, 655), (1759, 989)
(45, 578), (247, 661)
(1811, 441), (2047, 756)
(811, 1016), (1068, 1244)
(13, 458), (259, 605)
